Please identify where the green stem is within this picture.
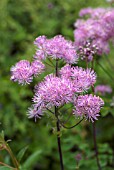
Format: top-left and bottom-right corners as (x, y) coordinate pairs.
(0, 135), (19, 169)
(55, 59), (64, 170)
(5, 143), (19, 169)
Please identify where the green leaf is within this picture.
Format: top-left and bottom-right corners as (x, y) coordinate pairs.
(17, 146), (28, 162)
(0, 131), (4, 140)
(22, 150), (42, 169)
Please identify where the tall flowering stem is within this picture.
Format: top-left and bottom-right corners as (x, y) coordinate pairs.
(55, 59), (64, 170)
(91, 60), (102, 170)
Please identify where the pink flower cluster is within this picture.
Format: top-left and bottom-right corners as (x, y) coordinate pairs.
(73, 94), (104, 122)
(74, 8), (114, 55)
(95, 85), (112, 95)
(10, 60), (45, 85)
(27, 65), (99, 121)
(34, 35), (78, 64)
(10, 34), (104, 122)
(60, 65), (96, 92)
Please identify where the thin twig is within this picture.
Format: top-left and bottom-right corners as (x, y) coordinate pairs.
(43, 61), (54, 68)
(59, 118), (84, 129)
(46, 108), (54, 114)
(62, 111), (72, 124)
(0, 162), (17, 170)
(58, 105), (73, 124)
(48, 58), (55, 67)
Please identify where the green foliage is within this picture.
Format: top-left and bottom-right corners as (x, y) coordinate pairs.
(17, 146), (28, 163)
(21, 150), (42, 169)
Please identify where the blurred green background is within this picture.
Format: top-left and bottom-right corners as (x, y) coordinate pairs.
(0, 0), (114, 169)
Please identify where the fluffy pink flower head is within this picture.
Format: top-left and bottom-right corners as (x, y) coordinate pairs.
(34, 35), (78, 64)
(74, 19), (109, 55)
(73, 94), (104, 122)
(33, 74), (74, 107)
(10, 60), (33, 85)
(95, 85), (112, 95)
(60, 65), (96, 92)
(28, 74), (74, 120)
(10, 60), (45, 85)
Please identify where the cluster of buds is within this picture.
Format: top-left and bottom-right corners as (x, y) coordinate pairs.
(77, 40), (98, 62)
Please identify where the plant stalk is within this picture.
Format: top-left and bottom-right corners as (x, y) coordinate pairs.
(93, 122), (102, 170)
(55, 107), (64, 170)
(55, 59), (64, 170)
(91, 59), (102, 170)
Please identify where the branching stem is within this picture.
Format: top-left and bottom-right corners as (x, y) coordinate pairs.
(59, 118), (84, 129)
(0, 162), (17, 170)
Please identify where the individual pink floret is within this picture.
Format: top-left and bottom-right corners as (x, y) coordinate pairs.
(28, 106), (44, 122)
